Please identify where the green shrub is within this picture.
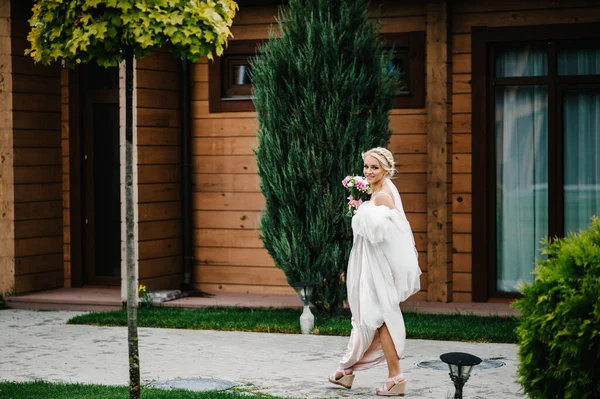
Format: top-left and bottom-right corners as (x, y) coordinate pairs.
(252, 0), (397, 315)
(514, 218), (600, 399)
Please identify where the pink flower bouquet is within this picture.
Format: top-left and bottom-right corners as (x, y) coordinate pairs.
(342, 175), (372, 217)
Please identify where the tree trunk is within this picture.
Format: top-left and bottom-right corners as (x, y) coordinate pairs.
(125, 47), (141, 399)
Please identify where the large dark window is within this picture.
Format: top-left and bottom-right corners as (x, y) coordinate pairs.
(472, 24), (600, 301)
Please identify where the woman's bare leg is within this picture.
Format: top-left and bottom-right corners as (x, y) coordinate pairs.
(378, 323), (403, 390)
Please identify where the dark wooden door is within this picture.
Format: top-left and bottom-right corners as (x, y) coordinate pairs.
(81, 64), (121, 286)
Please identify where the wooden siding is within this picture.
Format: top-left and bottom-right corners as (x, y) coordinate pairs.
(425, 0), (452, 302)
(0, 1), (15, 294)
(11, 0), (63, 293)
(450, 0), (600, 302)
(191, 2), (429, 298)
(136, 50), (183, 290)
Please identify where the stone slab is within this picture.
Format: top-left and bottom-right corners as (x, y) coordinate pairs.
(0, 309), (524, 398)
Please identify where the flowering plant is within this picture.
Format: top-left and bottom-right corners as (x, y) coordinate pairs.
(137, 284), (152, 308)
(342, 175), (372, 217)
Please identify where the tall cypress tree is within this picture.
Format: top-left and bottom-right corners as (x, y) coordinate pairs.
(252, 0), (397, 315)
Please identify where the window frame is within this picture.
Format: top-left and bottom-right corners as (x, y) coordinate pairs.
(208, 39), (261, 113)
(208, 33), (425, 113)
(472, 23), (600, 301)
(381, 31), (426, 108)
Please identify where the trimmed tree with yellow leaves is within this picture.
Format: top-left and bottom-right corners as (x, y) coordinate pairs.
(26, 1), (237, 397)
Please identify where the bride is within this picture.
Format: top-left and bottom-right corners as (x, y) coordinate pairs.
(328, 147), (422, 396)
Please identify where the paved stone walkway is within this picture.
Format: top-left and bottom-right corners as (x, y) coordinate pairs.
(0, 310), (524, 398)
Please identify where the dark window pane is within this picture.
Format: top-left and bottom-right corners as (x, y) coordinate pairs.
(558, 41), (600, 76)
(387, 49), (410, 95)
(563, 89), (600, 233)
(495, 44), (547, 77)
(222, 55), (253, 99)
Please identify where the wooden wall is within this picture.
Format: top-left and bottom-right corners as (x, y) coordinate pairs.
(449, 0), (600, 301)
(190, 1), (430, 297)
(191, 4), (298, 296)
(383, 2), (429, 301)
(10, 0), (63, 294)
(136, 50), (183, 290)
(191, 51), (285, 294)
(3, 0), (596, 300)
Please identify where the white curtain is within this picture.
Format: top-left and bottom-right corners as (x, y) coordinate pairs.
(564, 90), (600, 233)
(495, 85), (548, 293)
(494, 45), (549, 293)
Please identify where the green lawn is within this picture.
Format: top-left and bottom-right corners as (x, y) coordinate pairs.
(0, 381), (274, 399)
(68, 307), (517, 343)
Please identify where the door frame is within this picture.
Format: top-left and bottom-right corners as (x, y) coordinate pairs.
(82, 86), (120, 286)
(69, 65), (122, 287)
(69, 68), (84, 287)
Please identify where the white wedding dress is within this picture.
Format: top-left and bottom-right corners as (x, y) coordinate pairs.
(338, 177), (421, 371)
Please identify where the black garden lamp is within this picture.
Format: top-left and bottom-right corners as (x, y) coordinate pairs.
(291, 281), (317, 306)
(440, 352), (482, 399)
(290, 281), (317, 334)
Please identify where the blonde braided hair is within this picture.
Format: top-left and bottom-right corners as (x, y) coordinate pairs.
(362, 147), (397, 178)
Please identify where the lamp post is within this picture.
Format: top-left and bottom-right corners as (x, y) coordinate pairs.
(440, 352), (482, 399)
(290, 281), (317, 334)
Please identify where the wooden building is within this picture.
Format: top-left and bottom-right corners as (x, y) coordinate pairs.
(1, 0), (599, 304)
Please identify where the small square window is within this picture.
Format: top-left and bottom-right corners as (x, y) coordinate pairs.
(223, 56), (253, 99)
(209, 40), (260, 113)
(382, 32), (425, 108)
